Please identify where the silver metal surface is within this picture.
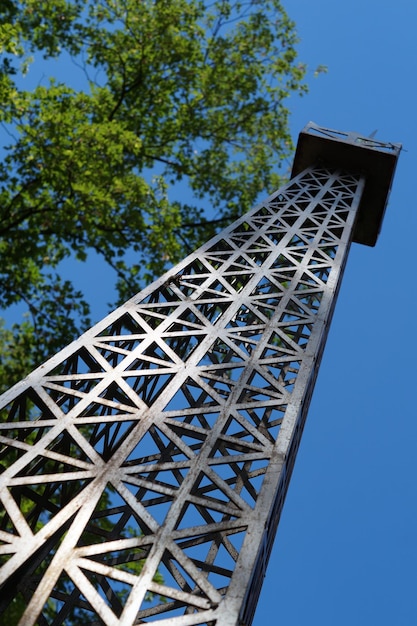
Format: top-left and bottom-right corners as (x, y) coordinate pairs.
(0, 166), (369, 624)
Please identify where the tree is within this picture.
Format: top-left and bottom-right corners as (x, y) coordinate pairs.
(0, 0), (308, 392)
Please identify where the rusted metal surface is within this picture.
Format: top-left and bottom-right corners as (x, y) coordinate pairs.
(0, 137), (398, 625)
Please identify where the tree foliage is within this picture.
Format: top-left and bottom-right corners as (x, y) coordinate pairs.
(0, 0), (308, 391)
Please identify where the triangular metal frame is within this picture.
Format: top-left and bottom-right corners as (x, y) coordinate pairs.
(0, 128), (400, 625)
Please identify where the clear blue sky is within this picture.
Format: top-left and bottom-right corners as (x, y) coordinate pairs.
(253, 1), (417, 625)
(3, 2), (416, 624)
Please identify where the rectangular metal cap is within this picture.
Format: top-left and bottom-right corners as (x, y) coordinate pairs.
(291, 122), (402, 246)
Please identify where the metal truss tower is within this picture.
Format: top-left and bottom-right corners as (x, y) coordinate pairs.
(0, 124), (400, 626)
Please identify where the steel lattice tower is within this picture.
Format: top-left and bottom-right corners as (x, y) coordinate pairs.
(0, 124), (400, 626)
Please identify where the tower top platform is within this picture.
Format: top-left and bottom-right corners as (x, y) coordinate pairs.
(291, 122), (401, 246)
